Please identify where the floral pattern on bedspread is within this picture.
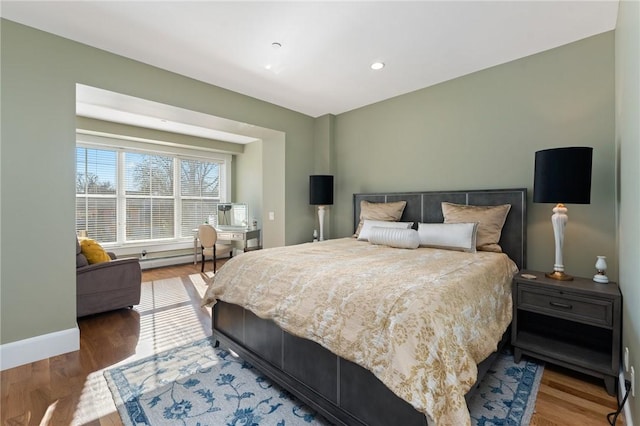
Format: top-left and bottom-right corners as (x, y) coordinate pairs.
(202, 237), (517, 426)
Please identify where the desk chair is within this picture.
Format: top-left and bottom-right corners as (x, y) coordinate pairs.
(198, 224), (232, 273)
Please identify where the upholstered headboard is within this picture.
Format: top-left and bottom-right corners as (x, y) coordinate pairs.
(353, 188), (527, 270)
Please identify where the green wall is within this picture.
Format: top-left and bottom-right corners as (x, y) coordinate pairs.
(235, 139), (264, 245)
(0, 19), (315, 345)
(333, 33), (616, 282)
(615, 0), (640, 421)
(311, 114), (336, 240)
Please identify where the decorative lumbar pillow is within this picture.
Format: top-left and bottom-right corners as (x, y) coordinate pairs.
(354, 200), (407, 238)
(79, 238), (111, 264)
(369, 227), (420, 249)
(441, 202), (511, 252)
(417, 222), (479, 252)
(357, 219), (413, 241)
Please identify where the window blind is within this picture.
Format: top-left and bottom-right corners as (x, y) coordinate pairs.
(180, 158), (221, 237)
(124, 152), (174, 241)
(76, 147), (118, 243)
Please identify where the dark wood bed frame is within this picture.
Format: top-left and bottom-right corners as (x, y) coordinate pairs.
(212, 188), (527, 425)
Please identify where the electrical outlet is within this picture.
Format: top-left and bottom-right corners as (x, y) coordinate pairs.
(631, 366), (635, 398)
(625, 347), (630, 372)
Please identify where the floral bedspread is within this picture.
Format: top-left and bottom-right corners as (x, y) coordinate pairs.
(202, 238), (517, 426)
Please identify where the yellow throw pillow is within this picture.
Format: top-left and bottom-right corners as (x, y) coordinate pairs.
(79, 238), (111, 264)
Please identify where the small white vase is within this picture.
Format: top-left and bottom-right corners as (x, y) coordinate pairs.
(593, 256), (609, 283)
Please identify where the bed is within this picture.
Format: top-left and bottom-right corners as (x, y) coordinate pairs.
(202, 188), (526, 426)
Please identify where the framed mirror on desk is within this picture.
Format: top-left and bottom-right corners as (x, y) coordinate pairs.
(216, 203), (248, 230)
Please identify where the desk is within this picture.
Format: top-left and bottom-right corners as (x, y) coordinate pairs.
(193, 228), (261, 264)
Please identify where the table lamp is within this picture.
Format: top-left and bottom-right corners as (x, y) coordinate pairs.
(309, 175), (334, 241)
(533, 147), (593, 281)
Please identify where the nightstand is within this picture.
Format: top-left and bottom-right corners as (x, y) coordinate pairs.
(511, 270), (621, 395)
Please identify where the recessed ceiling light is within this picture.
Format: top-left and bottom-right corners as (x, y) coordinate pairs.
(272, 42), (282, 49)
(371, 62), (385, 70)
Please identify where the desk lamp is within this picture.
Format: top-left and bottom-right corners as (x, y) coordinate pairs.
(309, 175), (334, 241)
(533, 147), (593, 281)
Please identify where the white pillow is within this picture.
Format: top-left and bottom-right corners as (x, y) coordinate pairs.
(368, 227), (420, 249)
(357, 219), (413, 241)
(417, 222), (479, 252)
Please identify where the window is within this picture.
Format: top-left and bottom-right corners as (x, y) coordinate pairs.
(76, 147), (117, 243)
(124, 152), (175, 241)
(76, 134), (229, 247)
(180, 158), (220, 237)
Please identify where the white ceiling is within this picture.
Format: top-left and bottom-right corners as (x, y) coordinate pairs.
(2, 1), (619, 134)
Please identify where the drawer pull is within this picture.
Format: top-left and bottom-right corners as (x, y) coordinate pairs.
(549, 301), (573, 309)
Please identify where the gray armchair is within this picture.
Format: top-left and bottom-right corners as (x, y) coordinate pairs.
(76, 237), (142, 317)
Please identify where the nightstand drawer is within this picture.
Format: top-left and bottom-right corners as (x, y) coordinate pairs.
(518, 285), (613, 327)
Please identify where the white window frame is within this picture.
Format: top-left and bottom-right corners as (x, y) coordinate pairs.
(76, 132), (232, 253)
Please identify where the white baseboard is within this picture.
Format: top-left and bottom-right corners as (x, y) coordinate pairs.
(619, 370), (635, 426)
(139, 254), (194, 270)
(0, 326), (80, 371)
(139, 253), (232, 270)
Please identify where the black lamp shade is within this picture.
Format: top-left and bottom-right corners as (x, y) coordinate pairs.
(309, 175), (334, 205)
(533, 147), (593, 204)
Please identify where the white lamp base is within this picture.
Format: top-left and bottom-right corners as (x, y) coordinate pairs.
(317, 205), (326, 241)
(546, 271), (573, 281)
(547, 203), (574, 281)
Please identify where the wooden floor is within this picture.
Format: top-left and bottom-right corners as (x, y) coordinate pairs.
(1, 261), (624, 425)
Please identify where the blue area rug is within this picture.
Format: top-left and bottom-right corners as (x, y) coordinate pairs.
(104, 337), (543, 426)
(468, 348), (543, 426)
